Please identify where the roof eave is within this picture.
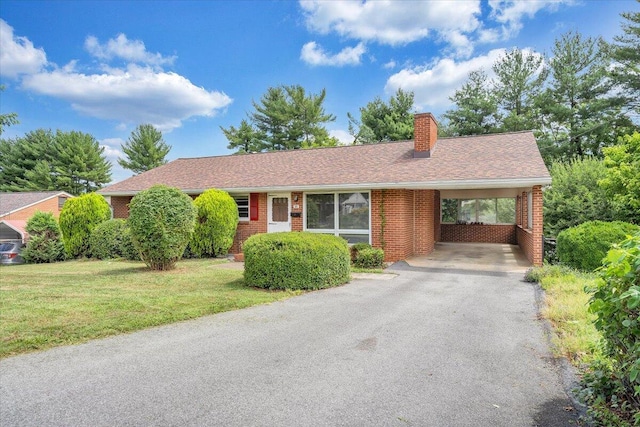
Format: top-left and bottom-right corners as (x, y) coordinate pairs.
(99, 177), (552, 196)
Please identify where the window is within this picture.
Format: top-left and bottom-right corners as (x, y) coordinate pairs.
(441, 198), (515, 224)
(306, 192), (370, 243)
(233, 195), (249, 221)
(58, 196), (67, 210)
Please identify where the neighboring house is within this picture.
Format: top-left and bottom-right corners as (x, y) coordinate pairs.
(99, 113), (551, 266)
(0, 191), (73, 242)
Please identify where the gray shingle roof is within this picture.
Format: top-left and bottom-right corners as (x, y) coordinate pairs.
(100, 132), (551, 195)
(0, 191), (71, 217)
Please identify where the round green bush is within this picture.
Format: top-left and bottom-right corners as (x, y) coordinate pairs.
(556, 220), (640, 271)
(243, 232), (350, 290)
(22, 211), (65, 264)
(190, 189), (239, 258)
(89, 219), (139, 260)
(128, 185), (196, 270)
(59, 193), (111, 258)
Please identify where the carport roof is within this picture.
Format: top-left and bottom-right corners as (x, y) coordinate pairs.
(100, 131), (551, 195)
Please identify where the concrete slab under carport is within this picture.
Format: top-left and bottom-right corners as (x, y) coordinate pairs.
(405, 242), (531, 274)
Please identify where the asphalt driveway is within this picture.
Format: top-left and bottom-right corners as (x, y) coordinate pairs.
(0, 268), (579, 426)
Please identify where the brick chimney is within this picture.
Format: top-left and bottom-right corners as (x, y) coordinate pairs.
(413, 113), (438, 158)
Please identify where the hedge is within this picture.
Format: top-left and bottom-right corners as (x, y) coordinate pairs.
(21, 211), (65, 264)
(243, 232), (350, 290)
(89, 219), (138, 260)
(59, 193), (111, 258)
(556, 220), (639, 271)
(190, 189), (239, 257)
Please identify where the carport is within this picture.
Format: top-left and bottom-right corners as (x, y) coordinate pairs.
(0, 220), (27, 243)
(405, 242), (531, 273)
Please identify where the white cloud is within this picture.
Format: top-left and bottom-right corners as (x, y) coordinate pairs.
(300, 0), (481, 47)
(300, 41), (366, 66)
(329, 129), (353, 145)
(100, 138), (124, 158)
(487, 0), (574, 40)
(22, 64), (232, 131)
(0, 19), (47, 78)
(85, 34), (176, 67)
(383, 60), (397, 70)
(385, 49), (506, 112)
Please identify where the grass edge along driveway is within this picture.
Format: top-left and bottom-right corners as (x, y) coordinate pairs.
(0, 259), (299, 359)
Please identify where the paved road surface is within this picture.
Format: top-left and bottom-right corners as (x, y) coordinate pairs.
(0, 268), (579, 426)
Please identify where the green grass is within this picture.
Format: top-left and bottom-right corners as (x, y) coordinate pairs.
(529, 265), (603, 366)
(0, 259), (299, 358)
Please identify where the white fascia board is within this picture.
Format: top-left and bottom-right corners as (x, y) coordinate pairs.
(99, 177), (552, 196)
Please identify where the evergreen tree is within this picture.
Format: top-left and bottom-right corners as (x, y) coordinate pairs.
(611, 2), (640, 113)
(0, 129), (55, 191)
(492, 48), (547, 132)
(222, 85), (336, 152)
(535, 31), (633, 163)
(118, 124), (171, 174)
(0, 86), (18, 135)
(53, 131), (112, 195)
(442, 70), (500, 136)
(221, 119), (264, 153)
(348, 88), (414, 144)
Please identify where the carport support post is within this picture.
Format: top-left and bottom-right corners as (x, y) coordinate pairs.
(532, 185), (543, 266)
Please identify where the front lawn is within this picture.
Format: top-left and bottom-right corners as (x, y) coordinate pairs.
(0, 259), (298, 358)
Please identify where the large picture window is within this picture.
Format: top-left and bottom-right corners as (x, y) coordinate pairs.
(306, 192), (370, 243)
(442, 198), (515, 224)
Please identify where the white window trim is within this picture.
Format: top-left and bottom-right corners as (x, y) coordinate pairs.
(527, 192), (533, 230)
(232, 194), (250, 222)
(303, 191), (371, 244)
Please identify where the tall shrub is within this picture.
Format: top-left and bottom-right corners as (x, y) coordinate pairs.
(59, 193), (111, 258)
(584, 233), (640, 425)
(128, 185), (196, 270)
(89, 219), (138, 260)
(557, 221), (639, 271)
(190, 189), (239, 257)
(243, 232), (350, 290)
(21, 211), (65, 263)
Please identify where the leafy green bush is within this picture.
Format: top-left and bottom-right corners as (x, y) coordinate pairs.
(190, 189), (239, 258)
(128, 185), (196, 270)
(350, 242), (371, 262)
(59, 193), (111, 258)
(582, 233), (640, 426)
(556, 221), (639, 271)
(89, 219), (138, 260)
(243, 232), (350, 290)
(21, 211), (65, 263)
(353, 247), (385, 269)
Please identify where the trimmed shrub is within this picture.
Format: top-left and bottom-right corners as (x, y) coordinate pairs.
(353, 247), (385, 269)
(190, 189), (239, 257)
(557, 221), (639, 271)
(21, 211), (65, 263)
(59, 193), (111, 258)
(582, 233), (640, 425)
(243, 232), (350, 290)
(128, 185), (196, 270)
(89, 219), (138, 260)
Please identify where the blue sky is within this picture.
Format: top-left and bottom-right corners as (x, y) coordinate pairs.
(0, 0), (636, 183)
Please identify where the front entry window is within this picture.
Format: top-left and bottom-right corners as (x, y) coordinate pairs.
(271, 197), (288, 222)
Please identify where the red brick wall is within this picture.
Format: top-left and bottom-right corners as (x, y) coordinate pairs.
(291, 191), (303, 232)
(371, 189), (415, 262)
(433, 190), (441, 242)
(231, 193), (267, 253)
(441, 224), (517, 244)
(111, 196), (133, 219)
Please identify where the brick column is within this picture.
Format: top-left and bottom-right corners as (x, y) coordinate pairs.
(532, 185), (543, 266)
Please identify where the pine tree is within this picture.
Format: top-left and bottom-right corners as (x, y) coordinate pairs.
(443, 70), (500, 136)
(348, 88), (414, 144)
(611, 3), (640, 112)
(118, 124), (171, 174)
(54, 130), (112, 195)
